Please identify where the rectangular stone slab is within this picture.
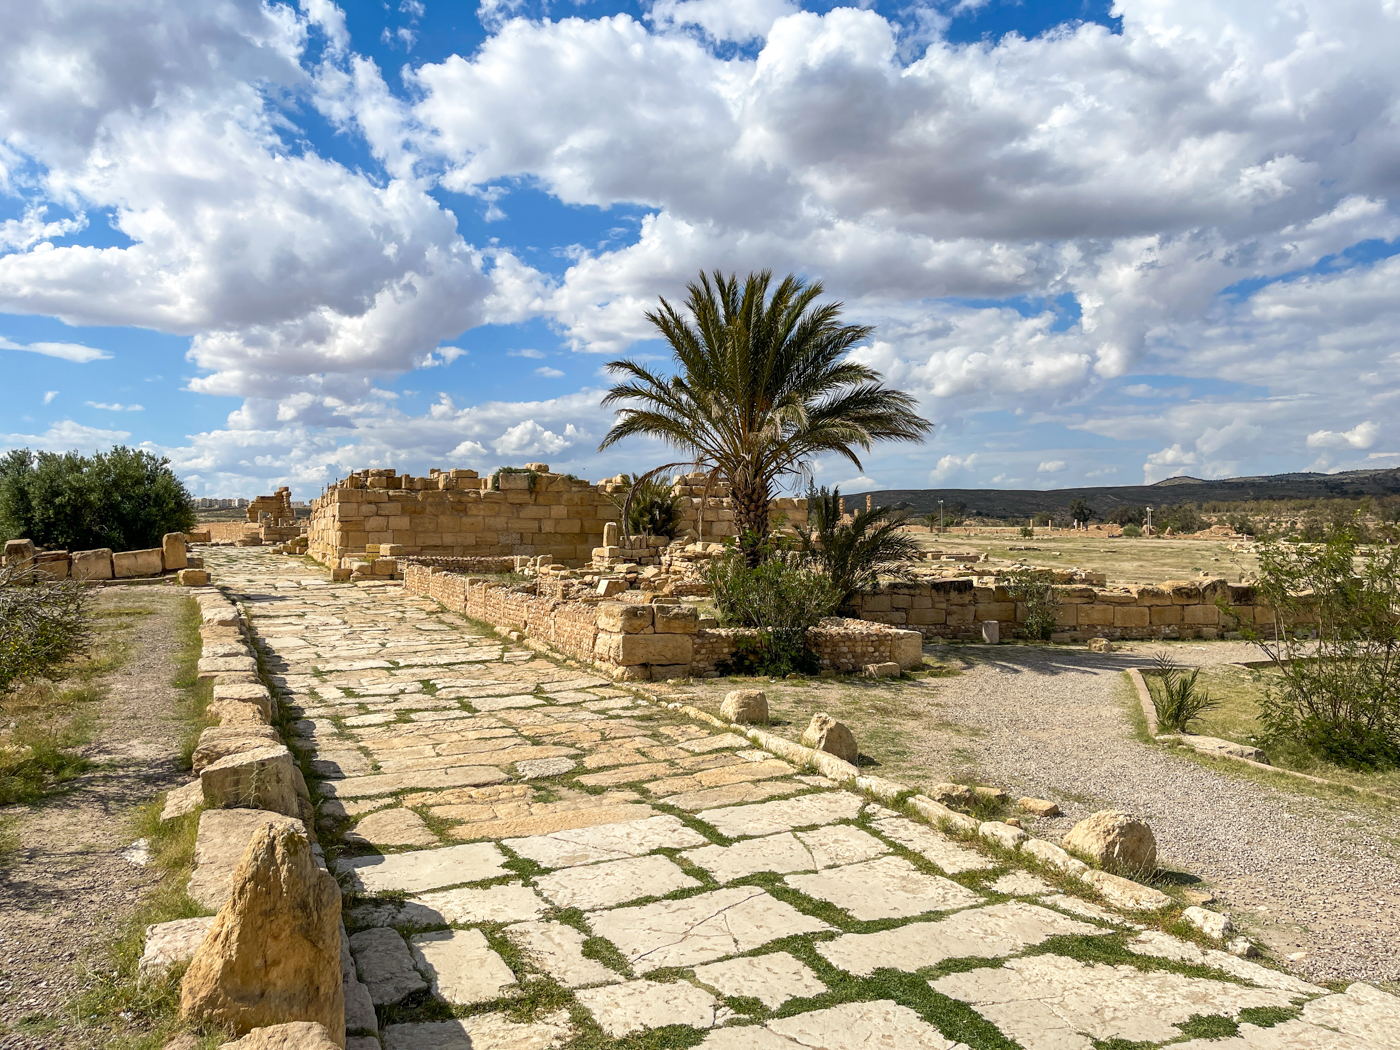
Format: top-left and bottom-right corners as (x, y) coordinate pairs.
(410, 928), (516, 1005)
(337, 842), (509, 894)
(697, 792), (866, 839)
(187, 808), (308, 909)
(504, 814), (708, 869)
(785, 855), (984, 921)
(535, 855), (700, 910)
(504, 921), (621, 989)
(321, 766), (509, 798)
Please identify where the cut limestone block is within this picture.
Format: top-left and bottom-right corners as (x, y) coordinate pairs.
(217, 1022), (341, 1050)
(163, 532), (189, 570)
(187, 809), (308, 909)
(181, 823), (343, 1044)
(409, 929), (516, 1005)
(213, 682), (274, 720)
(180, 569), (212, 586)
(201, 744), (302, 818)
(113, 547), (164, 578)
(350, 928), (427, 1006)
(800, 714), (857, 765)
(70, 548), (114, 580)
(161, 780), (205, 821)
(720, 690), (768, 724)
(139, 916), (216, 983)
(193, 726), (282, 773)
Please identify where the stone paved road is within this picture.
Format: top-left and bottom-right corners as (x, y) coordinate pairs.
(205, 547), (1400, 1050)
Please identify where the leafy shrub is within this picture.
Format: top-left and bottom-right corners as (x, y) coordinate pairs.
(1156, 503), (1204, 534)
(1068, 498), (1093, 524)
(1108, 505), (1146, 526)
(0, 564), (93, 693)
(1250, 528), (1400, 769)
(613, 476), (679, 538)
(801, 485), (920, 609)
(1019, 525), (1034, 538)
(1121, 524), (1142, 538)
(0, 446), (196, 551)
(1148, 653), (1219, 732)
(703, 553), (841, 676)
(1004, 568), (1060, 640)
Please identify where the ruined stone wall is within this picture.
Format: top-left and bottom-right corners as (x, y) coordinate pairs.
(403, 563), (923, 680)
(308, 467), (803, 571)
(848, 577), (1279, 642)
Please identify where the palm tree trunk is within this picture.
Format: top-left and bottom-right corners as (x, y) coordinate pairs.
(731, 478), (771, 566)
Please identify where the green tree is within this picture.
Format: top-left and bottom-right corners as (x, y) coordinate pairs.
(614, 476), (679, 538)
(801, 485), (921, 608)
(0, 446), (196, 551)
(1068, 497), (1093, 525)
(598, 270), (932, 565)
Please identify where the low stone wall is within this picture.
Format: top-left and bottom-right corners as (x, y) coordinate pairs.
(849, 577), (1278, 641)
(405, 563), (923, 680)
(2, 533), (202, 582)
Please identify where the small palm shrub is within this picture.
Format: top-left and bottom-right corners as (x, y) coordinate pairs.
(703, 553), (841, 676)
(801, 486), (920, 609)
(1149, 653), (1220, 733)
(1004, 568), (1059, 641)
(615, 476), (679, 539)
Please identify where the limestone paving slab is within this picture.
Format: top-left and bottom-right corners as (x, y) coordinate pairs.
(870, 815), (992, 874)
(321, 765), (510, 798)
(697, 792), (865, 838)
(681, 832), (817, 883)
(793, 824), (889, 869)
(382, 1011), (572, 1050)
(350, 927), (428, 1005)
(1128, 931), (1324, 994)
(410, 928), (517, 1005)
(990, 871), (1054, 896)
(699, 1000), (964, 1050)
(504, 814), (708, 868)
(343, 807), (439, 847)
(534, 854), (701, 910)
(505, 920), (621, 989)
(586, 887), (830, 971)
(817, 901), (1100, 976)
(575, 979), (729, 1038)
(787, 855), (984, 921)
(350, 883), (547, 928)
(692, 952), (828, 1009)
(932, 954), (1301, 1050)
(337, 841), (508, 894)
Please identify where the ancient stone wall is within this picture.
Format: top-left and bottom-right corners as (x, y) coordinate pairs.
(404, 563), (923, 681)
(848, 577), (1279, 642)
(307, 466), (803, 571)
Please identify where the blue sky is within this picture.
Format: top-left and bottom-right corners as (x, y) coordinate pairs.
(2, 0), (1398, 498)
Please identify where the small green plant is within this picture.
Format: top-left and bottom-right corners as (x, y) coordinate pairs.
(1149, 653), (1219, 733)
(612, 475), (679, 539)
(1019, 525), (1034, 538)
(0, 564), (93, 693)
(1003, 568), (1059, 641)
(800, 485), (920, 609)
(1121, 524), (1142, 538)
(703, 552), (841, 676)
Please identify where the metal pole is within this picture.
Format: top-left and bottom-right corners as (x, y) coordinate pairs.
(938, 499), (944, 533)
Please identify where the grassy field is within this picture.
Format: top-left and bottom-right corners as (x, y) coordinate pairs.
(911, 531), (1260, 586)
(1144, 665), (1400, 796)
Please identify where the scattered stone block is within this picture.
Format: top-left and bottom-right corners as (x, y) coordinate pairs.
(980, 621), (1000, 644)
(113, 547), (165, 578)
(1019, 796), (1061, 817)
(929, 783), (976, 809)
(1022, 838), (1090, 877)
(863, 661), (901, 677)
(350, 928), (427, 1006)
(409, 929), (516, 1005)
(217, 1022), (341, 1050)
(180, 569), (212, 586)
(161, 780), (205, 821)
(800, 713), (857, 765)
(720, 689), (768, 724)
(139, 916), (216, 983)
(164, 532), (189, 571)
(201, 744), (302, 818)
(70, 548), (114, 580)
(596, 579), (627, 597)
(2, 538), (35, 569)
(1062, 810), (1157, 876)
(1088, 637), (1114, 653)
(1080, 870), (1172, 911)
(181, 823), (344, 1043)
(1182, 905), (1233, 940)
(979, 821), (1029, 850)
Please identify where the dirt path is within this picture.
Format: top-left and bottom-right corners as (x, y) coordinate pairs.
(667, 641), (1400, 986)
(0, 587), (190, 1049)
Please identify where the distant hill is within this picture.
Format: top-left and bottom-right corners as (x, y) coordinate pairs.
(849, 468), (1400, 522)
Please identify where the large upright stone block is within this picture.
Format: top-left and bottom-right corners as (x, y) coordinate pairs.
(163, 532), (189, 570)
(181, 824), (345, 1045)
(70, 548), (114, 580)
(201, 744), (302, 817)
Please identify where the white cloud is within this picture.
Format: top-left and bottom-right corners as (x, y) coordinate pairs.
(650, 0), (800, 43)
(1, 419), (132, 451)
(509, 348), (545, 358)
(1307, 421), (1380, 449)
(492, 419), (578, 457)
(534, 366), (565, 378)
(85, 401), (143, 411)
(43, 390), (57, 404)
(1037, 460), (1066, 473)
(0, 336), (111, 362)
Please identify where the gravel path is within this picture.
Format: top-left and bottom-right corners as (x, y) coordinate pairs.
(914, 641), (1400, 986)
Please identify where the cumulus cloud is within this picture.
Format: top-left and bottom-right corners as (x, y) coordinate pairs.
(0, 336), (110, 362)
(86, 401), (143, 411)
(534, 366), (565, 378)
(1307, 421), (1380, 450)
(2, 419), (132, 450)
(1037, 460), (1066, 473)
(43, 390), (57, 404)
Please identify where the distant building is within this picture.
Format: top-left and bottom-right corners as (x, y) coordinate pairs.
(193, 497), (251, 509)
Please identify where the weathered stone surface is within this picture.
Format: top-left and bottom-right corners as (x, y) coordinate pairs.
(682, 833), (818, 883)
(653, 604), (699, 633)
(516, 757), (575, 778)
(692, 953), (827, 1009)
(181, 824), (344, 1045)
(1062, 810), (1157, 876)
(586, 887), (829, 970)
(208, 700), (270, 727)
(341, 928), (377, 1035)
(350, 927), (427, 1005)
(1177, 733), (1270, 763)
(1021, 837), (1090, 877)
(1080, 870), (1172, 912)
(979, 821), (1029, 850)
(445, 803), (657, 842)
(217, 1022), (341, 1050)
(990, 871), (1053, 896)
(1018, 797), (1061, 817)
(213, 682), (274, 719)
(793, 824), (888, 869)
(595, 603), (653, 634)
(139, 916), (216, 982)
(933, 953), (1299, 1050)
(164, 532), (189, 571)
(161, 780), (205, 821)
(201, 744), (302, 818)
(1126, 931), (1323, 994)
(343, 808), (438, 847)
(720, 690), (769, 724)
(1300, 982), (1400, 1048)
(535, 854), (699, 909)
(351, 884), (545, 928)
(70, 548), (114, 580)
(179, 568), (212, 586)
(504, 814), (708, 869)
(817, 902), (1098, 976)
(1182, 905), (1233, 940)
(799, 713), (857, 765)
(320, 766), (509, 799)
(697, 792), (864, 839)
(870, 816), (990, 874)
(409, 929), (516, 1005)
(336, 842), (508, 894)
(311, 751), (372, 779)
(505, 920), (620, 989)
(660, 780), (802, 812)
(787, 855), (983, 920)
(382, 1013), (572, 1050)
(193, 726), (282, 772)
(113, 547), (164, 578)
(764, 1000), (959, 1049)
(188, 809), (307, 909)
(575, 979), (725, 1038)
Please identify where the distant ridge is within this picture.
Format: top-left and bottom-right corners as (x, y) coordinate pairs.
(849, 467), (1400, 521)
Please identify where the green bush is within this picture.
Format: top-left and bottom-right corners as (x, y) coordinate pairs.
(703, 553), (841, 676)
(1148, 653), (1219, 732)
(1003, 568), (1060, 640)
(1019, 525), (1034, 538)
(800, 485), (920, 609)
(613, 476), (679, 539)
(1121, 524), (1142, 538)
(1250, 527), (1400, 769)
(0, 564), (93, 693)
(0, 446), (196, 551)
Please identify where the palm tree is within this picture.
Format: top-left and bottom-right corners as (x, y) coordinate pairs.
(801, 485), (923, 608)
(598, 270), (933, 564)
